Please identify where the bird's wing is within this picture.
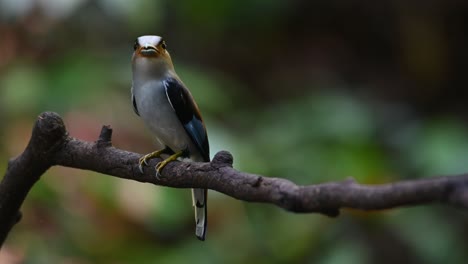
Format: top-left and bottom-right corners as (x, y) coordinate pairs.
(131, 87), (140, 116)
(164, 77), (210, 241)
(164, 78), (210, 161)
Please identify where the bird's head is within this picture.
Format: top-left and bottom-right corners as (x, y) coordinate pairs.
(132, 35), (174, 75)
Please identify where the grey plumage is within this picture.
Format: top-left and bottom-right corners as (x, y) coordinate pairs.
(131, 35), (209, 240)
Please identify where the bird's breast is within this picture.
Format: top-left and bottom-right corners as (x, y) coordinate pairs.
(133, 80), (191, 152)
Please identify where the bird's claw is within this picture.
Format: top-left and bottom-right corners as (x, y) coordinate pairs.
(138, 156), (149, 173)
(138, 149), (165, 174)
(140, 149), (183, 179)
(155, 170), (161, 180)
(154, 162), (162, 179)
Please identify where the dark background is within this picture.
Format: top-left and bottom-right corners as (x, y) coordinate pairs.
(1, 0), (467, 263)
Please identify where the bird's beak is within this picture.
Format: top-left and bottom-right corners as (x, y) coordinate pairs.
(139, 44), (159, 56)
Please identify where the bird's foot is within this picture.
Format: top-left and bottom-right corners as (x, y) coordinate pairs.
(138, 148), (168, 173)
(155, 150), (184, 178)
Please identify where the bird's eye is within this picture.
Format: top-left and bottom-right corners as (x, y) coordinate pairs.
(133, 40), (139, 51)
(161, 41), (167, 49)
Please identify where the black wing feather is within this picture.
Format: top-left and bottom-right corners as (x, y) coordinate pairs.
(164, 78), (209, 161)
(131, 90), (140, 116)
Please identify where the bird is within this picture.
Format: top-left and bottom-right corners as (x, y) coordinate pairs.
(131, 35), (209, 241)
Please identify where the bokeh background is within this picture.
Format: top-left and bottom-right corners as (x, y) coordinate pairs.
(1, 0), (468, 263)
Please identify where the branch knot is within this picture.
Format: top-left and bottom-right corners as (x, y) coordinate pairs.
(96, 125), (113, 148)
(211, 151), (233, 168)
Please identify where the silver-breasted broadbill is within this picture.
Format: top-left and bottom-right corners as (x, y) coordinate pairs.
(131, 35), (209, 241)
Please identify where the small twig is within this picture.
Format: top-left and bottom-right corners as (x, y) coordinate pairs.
(1, 112), (468, 247)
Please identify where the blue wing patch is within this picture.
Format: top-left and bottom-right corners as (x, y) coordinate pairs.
(164, 78), (210, 161)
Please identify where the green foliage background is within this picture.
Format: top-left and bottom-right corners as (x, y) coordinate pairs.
(1, 0), (467, 263)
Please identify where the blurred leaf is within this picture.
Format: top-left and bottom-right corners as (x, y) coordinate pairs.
(404, 119), (468, 175)
(234, 93), (387, 183)
(1, 63), (46, 115)
(388, 208), (468, 264)
(316, 239), (369, 264)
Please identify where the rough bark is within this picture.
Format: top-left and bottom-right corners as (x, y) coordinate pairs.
(1, 112), (468, 247)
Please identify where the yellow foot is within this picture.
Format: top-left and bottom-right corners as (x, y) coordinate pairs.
(138, 148), (168, 173)
(155, 150), (184, 178)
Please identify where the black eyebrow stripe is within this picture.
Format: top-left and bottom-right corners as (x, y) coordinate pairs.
(133, 39), (139, 50)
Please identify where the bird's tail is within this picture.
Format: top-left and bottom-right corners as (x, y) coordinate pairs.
(192, 188), (207, 241)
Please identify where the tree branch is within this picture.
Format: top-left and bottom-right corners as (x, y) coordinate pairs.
(1, 112), (468, 247)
